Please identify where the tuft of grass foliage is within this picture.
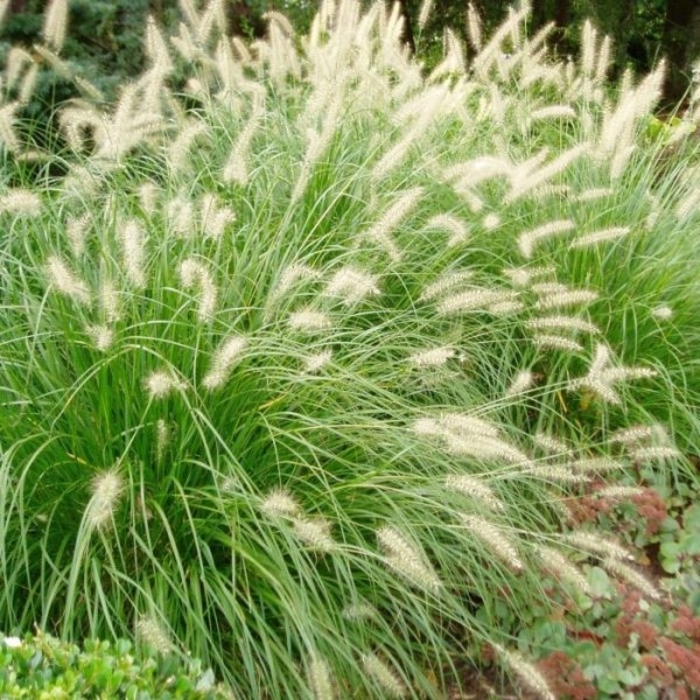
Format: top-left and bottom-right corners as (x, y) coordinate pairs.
(2, 0), (700, 697)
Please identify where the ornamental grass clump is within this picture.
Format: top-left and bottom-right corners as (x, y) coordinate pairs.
(1, 0), (699, 697)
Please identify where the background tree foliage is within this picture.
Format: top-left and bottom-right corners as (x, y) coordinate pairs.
(0, 0), (698, 124)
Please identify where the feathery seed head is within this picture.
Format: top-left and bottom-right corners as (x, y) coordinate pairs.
(526, 465), (590, 483)
(419, 269), (475, 302)
(155, 419), (169, 462)
(200, 193), (235, 241)
(489, 300), (525, 315)
(493, 644), (556, 700)
(293, 517), (335, 552)
(531, 282), (568, 295)
(288, 309), (332, 332)
(567, 377), (622, 405)
(42, 0), (68, 52)
(596, 485), (647, 500)
(526, 315), (599, 335)
(466, 3), (482, 50)
(507, 145), (587, 204)
(572, 456), (624, 474)
(139, 182), (160, 214)
(323, 267), (380, 304)
(308, 655), (335, 700)
(531, 334), (584, 353)
(570, 227), (630, 249)
(444, 434), (533, 466)
(86, 324), (114, 352)
(364, 188), (422, 261)
(46, 255), (91, 305)
(136, 614), (173, 654)
(532, 432), (573, 458)
(437, 289), (519, 315)
(144, 16), (173, 72)
(424, 213), (469, 246)
(144, 370), (183, 399)
(445, 473), (504, 510)
(439, 413), (500, 438)
(517, 219), (575, 259)
(603, 557), (661, 600)
(119, 219), (146, 288)
(341, 601), (378, 622)
(609, 425), (656, 446)
(417, 0), (433, 29)
(167, 196), (195, 236)
(564, 531), (634, 561)
(575, 187), (613, 202)
(652, 305), (673, 320)
(409, 346), (456, 368)
(505, 370), (534, 397)
(628, 445), (681, 463)
(483, 213), (501, 230)
(0, 102), (21, 152)
(85, 468), (124, 531)
(460, 514), (524, 572)
(268, 263), (319, 308)
(261, 489), (300, 518)
(0, 188), (42, 216)
(202, 336), (247, 390)
(179, 258), (218, 322)
(503, 265), (556, 287)
(361, 654), (407, 698)
(66, 214), (90, 257)
(100, 279), (120, 324)
(535, 288), (599, 311)
(536, 545), (592, 597)
(303, 350), (332, 373)
(529, 105), (576, 121)
(377, 526), (442, 592)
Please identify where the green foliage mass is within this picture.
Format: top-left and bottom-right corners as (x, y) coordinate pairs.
(0, 632), (230, 698)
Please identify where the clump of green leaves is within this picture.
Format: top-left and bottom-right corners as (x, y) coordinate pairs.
(0, 632), (230, 698)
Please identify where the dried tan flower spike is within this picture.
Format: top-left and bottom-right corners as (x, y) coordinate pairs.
(42, 0), (68, 52)
(364, 188), (423, 262)
(202, 336), (247, 390)
(445, 473), (505, 511)
(361, 653), (407, 698)
(260, 488), (300, 518)
(179, 259), (218, 323)
(85, 468), (124, 531)
(45, 255), (91, 306)
(293, 517), (335, 552)
(506, 370), (534, 397)
(307, 655), (335, 700)
(460, 514), (524, 572)
(493, 644), (556, 700)
(377, 526), (442, 592)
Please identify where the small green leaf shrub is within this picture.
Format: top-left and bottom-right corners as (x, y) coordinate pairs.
(0, 632), (230, 698)
(2, 0), (700, 698)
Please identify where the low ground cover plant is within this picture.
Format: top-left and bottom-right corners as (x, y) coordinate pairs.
(0, 631), (230, 698)
(1, 0), (700, 697)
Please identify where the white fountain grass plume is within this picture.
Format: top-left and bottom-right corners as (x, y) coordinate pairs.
(363, 188), (423, 262)
(85, 467), (125, 531)
(179, 258), (218, 322)
(42, 0), (69, 53)
(45, 255), (91, 305)
(567, 343), (658, 406)
(0, 102), (21, 153)
(307, 655), (336, 700)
